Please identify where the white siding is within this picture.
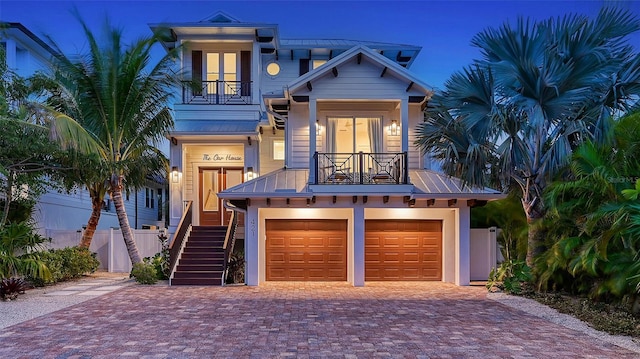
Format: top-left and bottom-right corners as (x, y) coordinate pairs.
(259, 128), (285, 175)
(294, 57), (426, 100)
(287, 105), (310, 168)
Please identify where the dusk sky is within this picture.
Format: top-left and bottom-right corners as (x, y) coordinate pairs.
(1, 0), (639, 89)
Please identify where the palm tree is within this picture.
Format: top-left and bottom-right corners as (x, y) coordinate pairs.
(42, 16), (179, 264)
(415, 7), (640, 266)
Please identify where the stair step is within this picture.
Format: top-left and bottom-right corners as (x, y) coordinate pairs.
(180, 251), (224, 258)
(173, 271), (223, 279)
(177, 259), (224, 270)
(187, 241), (224, 246)
(171, 278), (222, 286)
(176, 264), (222, 271)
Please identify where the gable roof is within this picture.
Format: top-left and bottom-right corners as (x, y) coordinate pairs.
(287, 45), (434, 95)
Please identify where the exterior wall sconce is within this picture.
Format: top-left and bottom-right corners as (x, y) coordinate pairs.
(390, 119), (399, 136)
(316, 119), (321, 135)
(247, 166), (254, 180)
(171, 166), (179, 183)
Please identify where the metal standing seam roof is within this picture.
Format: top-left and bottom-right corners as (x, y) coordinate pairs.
(219, 168), (504, 200)
(220, 168), (310, 198)
(409, 170), (504, 199)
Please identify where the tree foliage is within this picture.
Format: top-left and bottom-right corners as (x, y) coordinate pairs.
(537, 111), (640, 301)
(40, 14), (180, 263)
(415, 7), (640, 265)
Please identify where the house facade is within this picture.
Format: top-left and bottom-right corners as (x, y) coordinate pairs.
(160, 12), (503, 286)
(1, 23), (167, 237)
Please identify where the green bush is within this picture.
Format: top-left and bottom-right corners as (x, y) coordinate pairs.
(28, 247), (99, 287)
(131, 262), (158, 285)
(487, 259), (532, 294)
(144, 252), (169, 280)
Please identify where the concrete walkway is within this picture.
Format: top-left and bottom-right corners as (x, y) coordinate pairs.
(0, 281), (638, 358)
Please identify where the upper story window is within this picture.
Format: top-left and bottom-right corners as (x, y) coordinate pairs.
(145, 187), (155, 209)
(326, 117), (383, 153)
(273, 139), (285, 160)
(189, 50), (252, 100)
(312, 60), (327, 69)
(206, 52), (237, 86)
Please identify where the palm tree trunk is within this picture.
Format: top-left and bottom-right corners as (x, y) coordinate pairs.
(109, 175), (142, 265)
(0, 171), (15, 228)
(521, 186), (545, 267)
(79, 193), (103, 248)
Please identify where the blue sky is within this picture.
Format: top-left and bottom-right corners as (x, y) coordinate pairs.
(1, 0), (639, 89)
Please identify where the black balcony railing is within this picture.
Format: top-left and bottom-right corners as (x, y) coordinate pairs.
(314, 151), (408, 185)
(182, 80), (252, 105)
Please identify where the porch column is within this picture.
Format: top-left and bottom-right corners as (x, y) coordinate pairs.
(308, 99), (317, 184)
(169, 142), (183, 231)
(400, 98), (409, 153)
(456, 205), (470, 286)
(245, 205), (259, 286)
(353, 206), (365, 287)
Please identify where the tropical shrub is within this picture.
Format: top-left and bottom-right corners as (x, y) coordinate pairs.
(144, 253), (169, 280)
(487, 259), (532, 294)
(131, 262), (158, 285)
(536, 112), (640, 304)
(28, 246), (100, 286)
(225, 251), (245, 284)
(0, 221), (51, 281)
(0, 277), (28, 301)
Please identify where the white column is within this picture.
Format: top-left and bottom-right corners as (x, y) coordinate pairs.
(456, 205), (471, 286)
(245, 205), (260, 286)
(308, 99), (317, 184)
(353, 206), (365, 287)
(400, 98), (409, 153)
(169, 143), (183, 231)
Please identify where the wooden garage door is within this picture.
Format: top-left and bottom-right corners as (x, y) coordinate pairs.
(266, 219), (347, 281)
(365, 220), (442, 281)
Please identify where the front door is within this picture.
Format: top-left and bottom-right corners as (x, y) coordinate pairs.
(199, 167), (243, 226)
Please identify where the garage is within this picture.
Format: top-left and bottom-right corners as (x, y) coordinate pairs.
(266, 219), (347, 281)
(365, 220), (442, 281)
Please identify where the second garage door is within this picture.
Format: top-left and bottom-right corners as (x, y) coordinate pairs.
(365, 220), (442, 281)
(266, 219), (347, 281)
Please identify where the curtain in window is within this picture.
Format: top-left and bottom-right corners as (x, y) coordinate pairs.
(367, 117), (382, 153)
(327, 118), (338, 153)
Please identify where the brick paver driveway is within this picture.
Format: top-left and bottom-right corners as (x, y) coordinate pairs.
(0, 282), (635, 358)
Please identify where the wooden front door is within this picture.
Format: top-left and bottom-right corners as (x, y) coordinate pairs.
(199, 167), (243, 226)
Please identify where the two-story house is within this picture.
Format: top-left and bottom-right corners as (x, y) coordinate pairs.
(160, 12), (503, 287)
(1, 22), (167, 237)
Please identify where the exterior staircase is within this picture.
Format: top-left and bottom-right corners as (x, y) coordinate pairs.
(171, 226), (226, 285)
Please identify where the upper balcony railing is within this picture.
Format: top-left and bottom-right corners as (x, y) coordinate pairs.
(181, 80), (252, 105)
(314, 151), (408, 185)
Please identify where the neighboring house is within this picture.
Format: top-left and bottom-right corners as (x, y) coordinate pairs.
(1, 22), (167, 237)
(157, 12), (503, 287)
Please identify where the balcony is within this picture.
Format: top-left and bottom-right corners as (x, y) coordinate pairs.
(314, 152), (408, 185)
(181, 80), (252, 105)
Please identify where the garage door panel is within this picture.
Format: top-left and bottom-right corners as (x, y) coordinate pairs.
(365, 220), (442, 281)
(266, 219), (347, 281)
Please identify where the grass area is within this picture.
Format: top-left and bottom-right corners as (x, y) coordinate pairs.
(524, 291), (640, 338)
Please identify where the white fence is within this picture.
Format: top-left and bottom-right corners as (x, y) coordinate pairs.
(470, 227), (502, 281)
(45, 229), (163, 273)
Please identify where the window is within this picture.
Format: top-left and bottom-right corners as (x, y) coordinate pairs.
(312, 60), (327, 69)
(205, 52), (237, 94)
(145, 188), (155, 209)
(326, 117), (383, 153)
(266, 62), (280, 76)
(273, 139), (285, 160)
(157, 189), (163, 221)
